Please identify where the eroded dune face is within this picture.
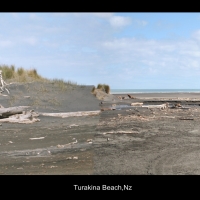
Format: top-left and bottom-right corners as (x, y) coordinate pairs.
(0, 82), (101, 112)
(92, 88), (118, 101)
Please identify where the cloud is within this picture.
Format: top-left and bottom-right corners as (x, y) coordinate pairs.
(0, 40), (13, 47)
(23, 37), (38, 46)
(92, 13), (113, 19)
(109, 16), (131, 28)
(100, 34), (200, 79)
(29, 13), (41, 20)
(1, 13), (200, 88)
(10, 13), (20, 19)
(134, 19), (148, 27)
(192, 29), (200, 41)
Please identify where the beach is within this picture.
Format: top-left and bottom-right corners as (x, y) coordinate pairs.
(113, 92), (200, 99)
(95, 91), (200, 174)
(1, 82), (200, 174)
(0, 82), (101, 174)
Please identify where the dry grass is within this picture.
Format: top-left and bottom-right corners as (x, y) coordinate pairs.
(49, 78), (77, 91)
(92, 84), (110, 94)
(0, 65), (79, 88)
(17, 67), (25, 76)
(91, 86), (95, 93)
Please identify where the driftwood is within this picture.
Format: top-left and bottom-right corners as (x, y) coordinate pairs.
(0, 106), (30, 118)
(0, 111), (40, 123)
(142, 103), (168, 110)
(101, 107), (116, 111)
(0, 105), (40, 124)
(179, 118), (194, 120)
(29, 137), (45, 140)
(130, 102), (143, 106)
(0, 70), (10, 94)
(40, 110), (101, 118)
(127, 94), (135, 99)
(103, 130), (137, 134)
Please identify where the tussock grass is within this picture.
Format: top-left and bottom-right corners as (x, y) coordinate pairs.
(50, 78), (77, 91)
(0, 65), (15, 79)
(27, 69), (41, 79)
(17, 67), (25, 76)
(92, 83), (110, 94)
(97, 84), (103, 90)
(91, 86), (95, 93)
(104, 84), (110, 94)
(0, 65), (78, 87)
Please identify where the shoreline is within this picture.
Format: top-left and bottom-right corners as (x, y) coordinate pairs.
(112, 92), (200, 99)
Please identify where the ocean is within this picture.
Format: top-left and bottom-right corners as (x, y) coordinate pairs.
(110, 89), (200, 94)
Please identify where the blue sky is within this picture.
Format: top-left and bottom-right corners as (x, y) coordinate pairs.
(1, 12), (200, 89)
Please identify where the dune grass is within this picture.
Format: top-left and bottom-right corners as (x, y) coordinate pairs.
(0, 65), (78, 88)
(92, 83), (110, 94)
(50, 78), (77, 91)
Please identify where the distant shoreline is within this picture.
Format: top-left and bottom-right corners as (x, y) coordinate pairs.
(112, 92), (200, 98)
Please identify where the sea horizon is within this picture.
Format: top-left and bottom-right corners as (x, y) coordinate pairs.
(110, 89), (200, 94)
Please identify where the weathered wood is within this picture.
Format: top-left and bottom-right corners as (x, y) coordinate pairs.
(39, 110), (101, 118)
(103, 130), (138, 134)
(142, 103), (168, 110)
(130, 102), (143, 106)
(179, 118), (194, 120)
(0, 70), (10, 94)
(0, 108), (40, 123)
(0, 106), (30, 118)
(127, 94), (135, 99)
(0, 112), (40, 123)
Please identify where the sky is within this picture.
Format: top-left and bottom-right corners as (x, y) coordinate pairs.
(1, 12), (200, 89)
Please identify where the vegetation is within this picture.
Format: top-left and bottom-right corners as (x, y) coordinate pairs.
(17, 67), (25, 76)
(50, 78), (77, 91)
(91, 86), (95, 93)
(0, 65), (78, 87)
(92, 83), (110, 94)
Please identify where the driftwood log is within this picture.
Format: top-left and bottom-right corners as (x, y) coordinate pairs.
(0, 106), (40, 124)
(0, 106), (30, 118)
(142, 103), (168, 110)
(39, 110), (101, 118)
(127, 94), (135, 99)
(0, 110), (40, 124)
(130, 102), (143, 106)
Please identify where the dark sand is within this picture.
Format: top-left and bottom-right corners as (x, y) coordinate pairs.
(113, 92), (200, 99)
(0, 82), (100, 174)
(1, 83), (200, 174)
(95, 93), (200, 175)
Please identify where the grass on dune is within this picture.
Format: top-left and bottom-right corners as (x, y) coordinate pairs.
(0, 65), (78, 88)
(92, 83), (110, 94)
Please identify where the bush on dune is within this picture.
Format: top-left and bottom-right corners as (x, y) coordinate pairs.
(92, 83), (110, 94)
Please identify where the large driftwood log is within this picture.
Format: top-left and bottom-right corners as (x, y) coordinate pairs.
(40, 110), (101, 118)
(0, 110), (40, 124)
(142, 103), (168, 110)
(0, 106), (30, 118)
(130, 102), (143, 106)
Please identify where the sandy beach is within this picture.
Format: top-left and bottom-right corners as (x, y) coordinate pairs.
(1, 82), (200, 174)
